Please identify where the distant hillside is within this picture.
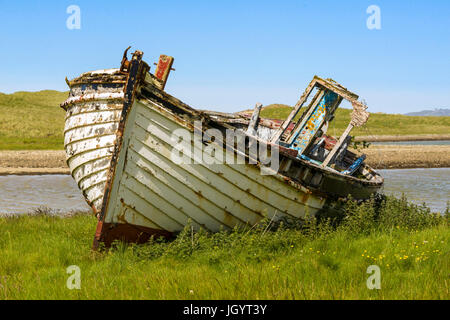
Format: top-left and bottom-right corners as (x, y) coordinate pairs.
(405, 108), (450, 116)
(255, 104), (450, 138)
(0, 90), (68, 149)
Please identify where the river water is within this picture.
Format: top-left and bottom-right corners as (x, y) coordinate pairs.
(378, 168), (449, 213)
(0, 175), (91, 215)
(0, 168), (449, 215)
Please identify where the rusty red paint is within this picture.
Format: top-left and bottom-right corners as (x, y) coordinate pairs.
(155, 55), (173, 79)
(154, 55), (174, 91)
(278, 144), (298, 158)
(99, 222), (173, 247)
(240, 114), (297, 132)
(323, 135), (338, 150)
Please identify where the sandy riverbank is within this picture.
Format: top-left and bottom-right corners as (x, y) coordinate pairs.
(0, 146), (449, 175)
(0, 150), (69, 175)
(362, 145), (450, 169)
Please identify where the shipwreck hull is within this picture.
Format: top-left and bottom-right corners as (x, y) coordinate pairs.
(97, 94), (327, 246)
(93, 52), (383, 248)
(59, 50), (383, 248)
(61, 69), (127, 212)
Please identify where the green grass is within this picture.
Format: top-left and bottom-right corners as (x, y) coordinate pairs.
(0, 90), (67, 150)
(259, 104), (450, 138)
(0, 197), (448, 299)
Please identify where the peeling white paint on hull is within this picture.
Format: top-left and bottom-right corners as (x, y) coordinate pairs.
(61, 69), (127, 212)
(101, 97), (326, 237)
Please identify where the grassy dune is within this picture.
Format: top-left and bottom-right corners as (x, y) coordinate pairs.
(0, 91), (67, 150)
(0, 197), (448, 299)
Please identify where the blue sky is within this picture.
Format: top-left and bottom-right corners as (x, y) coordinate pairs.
(0, 0), (449, 113)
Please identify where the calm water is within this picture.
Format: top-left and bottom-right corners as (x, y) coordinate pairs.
(0, 175), (90, 215)
(371, 140), (450, 146)
(378, 168), (449, 213)
(0, 169), (449, 215)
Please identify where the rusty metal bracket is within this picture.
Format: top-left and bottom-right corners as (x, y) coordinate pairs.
(120, 46), (132, 73)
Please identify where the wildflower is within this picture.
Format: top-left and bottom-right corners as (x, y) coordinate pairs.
(189, 290), (194, 295)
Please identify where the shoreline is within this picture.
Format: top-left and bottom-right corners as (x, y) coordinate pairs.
(0, 167), (69, 175)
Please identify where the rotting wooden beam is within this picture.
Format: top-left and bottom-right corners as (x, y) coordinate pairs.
(285, 90), (325, 146)
(314, 76), (359, 102)
(322, 100), (369, 167)
(322, 123), (354, 167)
(246, 102), (263, 136)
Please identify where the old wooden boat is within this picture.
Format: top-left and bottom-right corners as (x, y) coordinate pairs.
(61, 49), (383, 247)
(59, 49), (382, 248)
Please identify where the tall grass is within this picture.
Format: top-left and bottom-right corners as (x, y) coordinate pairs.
(0, 196), (448, 299)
